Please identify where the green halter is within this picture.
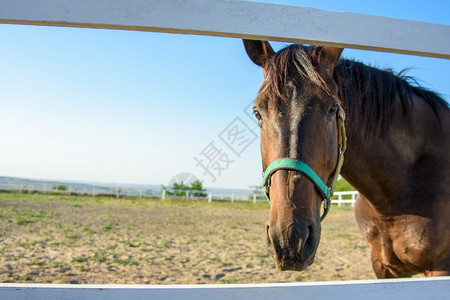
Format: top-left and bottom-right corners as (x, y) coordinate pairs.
(262, 105), (347, 221)
(262, 159), (331, 199)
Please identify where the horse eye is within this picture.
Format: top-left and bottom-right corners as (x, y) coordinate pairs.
(253, 109), (263, 124)
(328, 104), (338, 115)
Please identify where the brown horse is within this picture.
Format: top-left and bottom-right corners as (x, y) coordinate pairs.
(243, 40), (450, 278)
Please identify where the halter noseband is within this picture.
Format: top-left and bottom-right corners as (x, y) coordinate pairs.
(262, 105), (347, 221)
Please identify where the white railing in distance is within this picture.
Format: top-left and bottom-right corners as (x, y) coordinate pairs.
(0, 184), (359, 205)
(332, 191), (358, 206)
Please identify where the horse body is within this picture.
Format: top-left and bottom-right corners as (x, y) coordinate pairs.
(355, 194), (448, 277)
(342, 90), (450, 277)
(243, 40), (450, 278)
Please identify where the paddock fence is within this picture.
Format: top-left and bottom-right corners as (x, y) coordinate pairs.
(1, 0), (449, 299)
(0, 182), (358, 205)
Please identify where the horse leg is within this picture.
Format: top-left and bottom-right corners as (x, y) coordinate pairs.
(355, 194), (392, 278)
(371, 253), (399, 278)
(355, 193), (412, 278)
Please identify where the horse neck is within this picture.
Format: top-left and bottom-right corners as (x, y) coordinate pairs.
(339, 89), (450, 215)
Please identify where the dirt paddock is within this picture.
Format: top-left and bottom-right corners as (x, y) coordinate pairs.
(0, 193), (375, 284)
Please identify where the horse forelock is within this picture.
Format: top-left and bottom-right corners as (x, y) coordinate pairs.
(259, 44), (333, 104)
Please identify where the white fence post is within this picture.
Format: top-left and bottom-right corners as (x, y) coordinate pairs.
(208, 192), (212, 203)
(161, 189), (166, 200)
(253, 194), (256, 204)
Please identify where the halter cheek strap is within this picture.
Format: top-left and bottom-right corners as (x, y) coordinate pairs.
(262, 105), (347, 221)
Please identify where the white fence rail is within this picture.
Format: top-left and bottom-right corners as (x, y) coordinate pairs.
(0, 277), (449, 300)
(1, 0), (449, 58)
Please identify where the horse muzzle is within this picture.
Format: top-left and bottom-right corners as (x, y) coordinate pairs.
(265, 218), (321, 271)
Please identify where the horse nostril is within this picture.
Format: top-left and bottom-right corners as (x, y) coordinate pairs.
(265, 223), (276, 249)
(305, 224), (314, 246)
(265, 223), (271, 241)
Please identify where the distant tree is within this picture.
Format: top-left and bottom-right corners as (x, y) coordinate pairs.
(53, 185), (67, 191)
(333, 178), (356, 192)
(162, 180), (208, 198)
(190, 180), (203, 191)
(190, 180), (207, 197)
(172, 181), (190, 196)
(172, 181), (190, 190)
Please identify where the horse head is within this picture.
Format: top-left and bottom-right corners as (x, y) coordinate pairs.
(244, 40), (345, 271)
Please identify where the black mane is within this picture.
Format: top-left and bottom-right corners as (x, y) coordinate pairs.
(335, 59), (449, 140)
(264, 44), (449, 141)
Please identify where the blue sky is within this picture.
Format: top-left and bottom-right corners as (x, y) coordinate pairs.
(0, 0), (449, 189)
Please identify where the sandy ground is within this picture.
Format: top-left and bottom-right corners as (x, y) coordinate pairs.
(0, 194), (375, 284)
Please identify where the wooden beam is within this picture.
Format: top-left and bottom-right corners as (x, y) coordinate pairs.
(0, 0), (449, 59)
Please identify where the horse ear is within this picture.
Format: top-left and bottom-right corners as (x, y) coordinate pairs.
(243, 39), (275, 67)
(312, 46), (343, 77)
